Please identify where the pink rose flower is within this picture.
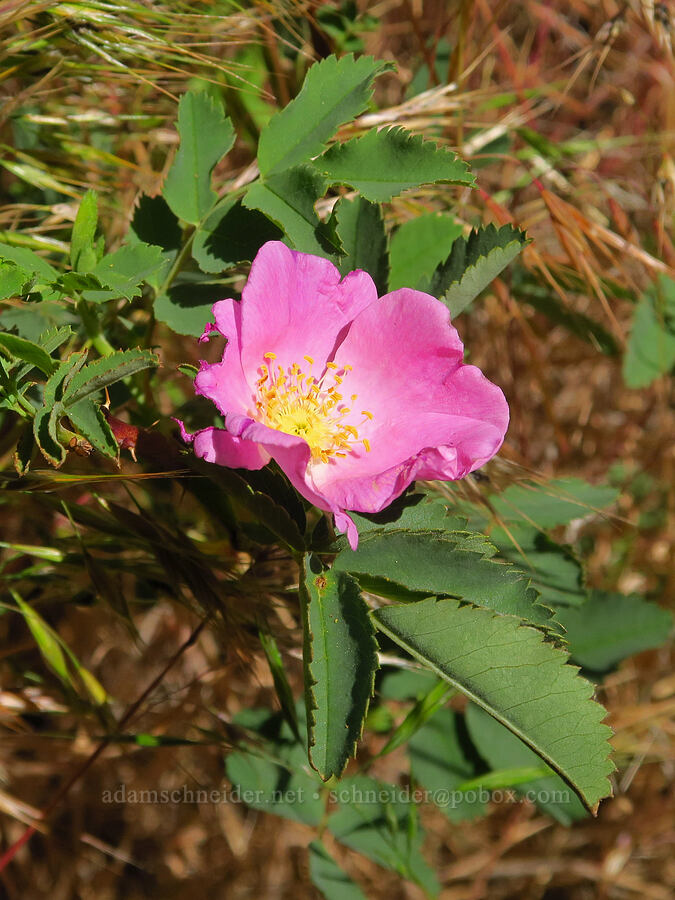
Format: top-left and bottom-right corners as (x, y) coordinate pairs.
(180, 241), (508, 549)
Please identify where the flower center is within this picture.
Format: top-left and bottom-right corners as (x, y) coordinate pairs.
(253, 352), (373, 463)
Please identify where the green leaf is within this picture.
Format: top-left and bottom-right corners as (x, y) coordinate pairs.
(376, 678), (452, 759)
(84, 242), (166, 302)
(0, 243), (60, 285)
(225, 709), (324, 826)
(488, 477), (619, 528)
(489, 522), (587, 609)
(555, 591), (672, 673)
(13, 423), (34, 475)
(66, 398), (118, 458)
(0, 332), (58, 376)
(32, 404), (66, 466)
(309, 841), (368, 900)
(388, 213), (463, 291)
(427, 224), (528, 316)
(130, 194), (182, 252)
(327, 775), (439, 895)
(347, 492), (462, 534)
(259, 629), (301, 742)
(70, 189), (99, 272)
(372, 597), (614, 812)
(0, 260), (32, 300)
(32, 351), (88, 466)
(192, 197), (282, 274)
(623, 275), (675, 387)
(465, 703), (588, 825)
(407, 708), (487, 822)
(333, 196), (388, 294)
(317, 127), (473, 203)
(334, 530), (554, 630)
(163, 90), (236, 224)
(62, 348), (159, 408)
(154, 278), (224, 337)
(243, 165), (330, 257)
(0, 302), (76, 341)
(301, 559), (378, 779)
(13, 592), (69, 683)
(257, 54), (392, 176)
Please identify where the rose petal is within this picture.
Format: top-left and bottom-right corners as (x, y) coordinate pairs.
(237, 241), (378, 377)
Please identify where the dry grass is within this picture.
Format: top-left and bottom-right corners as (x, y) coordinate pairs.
(0, 1), (673, 898)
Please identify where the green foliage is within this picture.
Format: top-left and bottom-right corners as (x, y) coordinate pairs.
(333, 196), (389, 294)
(309, 841), (368, 900)
(301, 559), (378, 779)
(623, 274), (675, 387)
(327, 775), (439, 894)
(426, 224), (529, 316)
(243, 165), (330, 256)
(162, 90), (235, 224)
(373, 597), (615, 812)
(1, 44), (669, 893)
(465, 703), (588, 825)
(257, 54), (392, 176)
(192, 198), (281, 274)
(70, 189), (99, 272)
(388, 213), (462, 291)
(334, 528), (555, 630)
(407, 708), (487, 822)
(317, 126), (474, 202)
(555, 591), (673, 672)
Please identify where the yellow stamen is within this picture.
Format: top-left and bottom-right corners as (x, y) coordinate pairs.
(250, 352), (373, 463)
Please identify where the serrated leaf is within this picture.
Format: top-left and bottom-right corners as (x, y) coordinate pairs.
(309, 841), (368, 900)
(333, 530), (554, 630)
(623, 274), (675, 387)
(257, 54), (392, 176)
(301, 559), (378, 779)
(333, 196), (388, 294)
(0, 332), (58, 376)
(32, 351), (87, 466)
(327, 775), (439, 895)
(408, 708), (487, 822)
(62, 348), (159, 407)
(192, 197), (282, 273)
(317, 126), (473, 202)
(66, 397), (118, 458)
(372, 597), (615, 812)
(555, 591), (672, 673)
(243, 165), (330, 257)
(427, 224), (528, 316)
(465, 703), (588, 825)
(70, 189), (99, 272)
(83, 242), (166, 302)
(388, 213), (462, 291)
(163, 90), (235, 224)
(0, 260), (32, 300)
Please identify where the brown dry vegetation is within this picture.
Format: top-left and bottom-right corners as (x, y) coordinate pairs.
(0, 1), (673, 898)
